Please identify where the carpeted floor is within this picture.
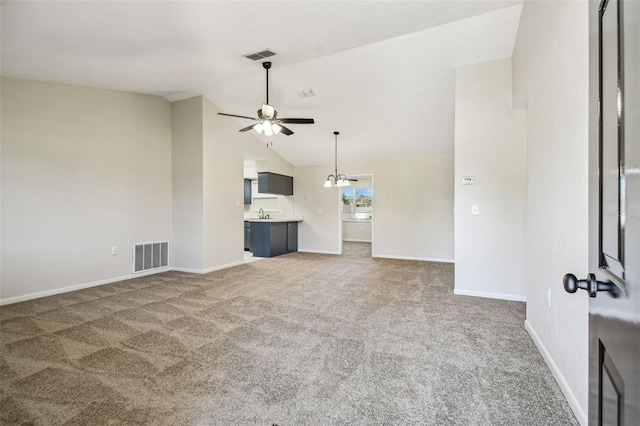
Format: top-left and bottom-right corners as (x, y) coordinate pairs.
(0, 242), (577, 425)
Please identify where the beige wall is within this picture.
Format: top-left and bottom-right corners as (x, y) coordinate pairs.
(172, 96), (296, 273)
(1, 80), (296, 301)
(171, 97), (204, 271)
(1, 78), (172, 301)
(454, 58), (527, 301)
(513, 1), (589, 423)
(202, 97), (245, 270)
(295, 155), (454, 261)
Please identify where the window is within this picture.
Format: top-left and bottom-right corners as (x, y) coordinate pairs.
(354, 188), (372, 208)
(342, 188), (373, 220)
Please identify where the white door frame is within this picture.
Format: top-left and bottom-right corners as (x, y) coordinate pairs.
(337, 173), (375, 256)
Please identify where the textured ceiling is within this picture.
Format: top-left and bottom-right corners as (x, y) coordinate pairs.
(1, 1), (523, 166)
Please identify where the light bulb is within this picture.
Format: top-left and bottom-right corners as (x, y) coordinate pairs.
(263, 121), (273, 136)
(271, 123), (282, 134)
(336, 178), (344, 187)
(253, 122), (263, 134)
(324, 179), (333, 188)
(343, 179), (350, 187)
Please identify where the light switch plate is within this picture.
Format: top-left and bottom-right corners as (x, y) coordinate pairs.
(462, 176), (476, 185)
(471, 205), (479, 215)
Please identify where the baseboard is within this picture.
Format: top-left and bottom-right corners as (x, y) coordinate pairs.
(453, 288), (526, 302)
(297, 249), (341, 255)
(343, 239), (372, 243)
(172, 260), (246, 275)
(524, 320), (588, 426)
(1, 258), (252, 305)
(170, 267), (202, 274)
(202, 260), (246, 273)
(0, 267), (171, 306)
(373, 253), (455, 263)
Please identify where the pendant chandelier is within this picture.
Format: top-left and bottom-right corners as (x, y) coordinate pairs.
(324, 131), (350, 188)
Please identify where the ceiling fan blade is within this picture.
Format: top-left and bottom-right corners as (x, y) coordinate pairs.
(239, 124), (256, 132)
(278, 124), (294, 136)
(279, 118), (315, 124)
(347, 178), (359, 182)
(218, 112), (257, 120)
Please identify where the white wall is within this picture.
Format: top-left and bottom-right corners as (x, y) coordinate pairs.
(244, 180), (294, 219)
(295, 155), (454, 261)
(343, 222), (372, 242)
(1, 78), (172, 301)
(513, 1), (589, 423)
(454, 58), (527, 301)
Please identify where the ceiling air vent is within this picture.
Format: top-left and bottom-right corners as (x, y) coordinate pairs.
(296, 88), (315, 98)
(243, 49), (277, 61)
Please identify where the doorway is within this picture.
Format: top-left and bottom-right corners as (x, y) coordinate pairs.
(338, 173), (374, 257)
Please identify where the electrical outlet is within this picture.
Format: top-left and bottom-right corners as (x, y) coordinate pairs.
(111, 246), (118, 256)
(545, 289), (551, 307)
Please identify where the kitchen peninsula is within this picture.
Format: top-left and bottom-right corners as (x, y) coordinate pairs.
(246, 217), (303, 258)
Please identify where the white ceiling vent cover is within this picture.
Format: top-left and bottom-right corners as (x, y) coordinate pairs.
(243, 49), (277, 61)
(133, 241), (169, 273)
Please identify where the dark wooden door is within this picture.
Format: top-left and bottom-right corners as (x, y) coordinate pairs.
(565, 1), (639, 424)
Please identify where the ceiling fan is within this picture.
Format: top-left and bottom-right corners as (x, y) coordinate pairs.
(217, 61), (314, 136)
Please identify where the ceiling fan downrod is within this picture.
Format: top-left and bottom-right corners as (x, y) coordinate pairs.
(263, 61), (271, 105)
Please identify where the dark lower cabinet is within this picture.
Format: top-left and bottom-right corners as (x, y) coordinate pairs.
(287, 222), (298, 252)
(250, 221), (298, 257)
(244, 221), (250, 251)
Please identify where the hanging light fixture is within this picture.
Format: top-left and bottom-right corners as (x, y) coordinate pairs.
(324, 131), (350, 188)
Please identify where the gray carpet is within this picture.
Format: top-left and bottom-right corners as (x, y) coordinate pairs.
(0, 242), (577, 425)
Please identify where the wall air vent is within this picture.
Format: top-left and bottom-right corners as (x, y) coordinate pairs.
(243, 49), (277, 61)
(133, 241), (169, 273)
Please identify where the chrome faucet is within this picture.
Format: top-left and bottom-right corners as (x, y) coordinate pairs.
(258, 208), (264, 219)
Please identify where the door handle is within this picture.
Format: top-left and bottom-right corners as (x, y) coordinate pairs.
(563, 273), (620, 298)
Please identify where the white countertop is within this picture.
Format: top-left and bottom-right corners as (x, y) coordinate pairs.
(245, 216), (303, 223)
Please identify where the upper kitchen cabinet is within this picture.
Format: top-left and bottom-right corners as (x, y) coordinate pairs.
(257, 172), (293, 196)
(244, 179), (252, 205)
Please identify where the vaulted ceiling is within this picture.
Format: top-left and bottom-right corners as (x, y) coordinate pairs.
(1, 1), (523, 166)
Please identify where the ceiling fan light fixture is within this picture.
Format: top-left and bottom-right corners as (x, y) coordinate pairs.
(262, 104), (275, 120)
(217, 62), (315, 137)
